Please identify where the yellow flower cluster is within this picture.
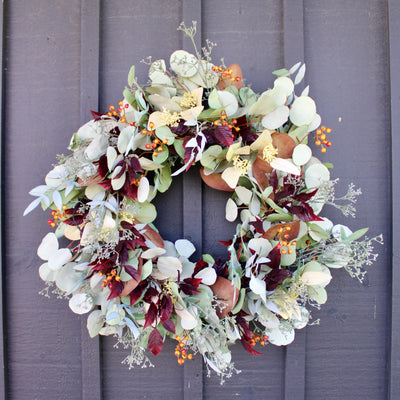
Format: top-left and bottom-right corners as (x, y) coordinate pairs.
(262, 143), (278, 163)
(179, 92), (197, 109)
(162, 109), (181, 127)
(233, 155), (251, 174)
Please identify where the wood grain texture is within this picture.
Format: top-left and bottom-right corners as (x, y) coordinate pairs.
(388, 0), (400, 398)
(283, 2), (306, 399)
(4, 1), (82, 398)
(0, 2), (6, 399)
(303, 1), (390, 399)
(80, 1), (102, 399)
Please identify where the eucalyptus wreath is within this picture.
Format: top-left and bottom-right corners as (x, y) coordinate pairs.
(25, 22), (382, 381)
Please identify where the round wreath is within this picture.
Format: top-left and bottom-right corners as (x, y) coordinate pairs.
(25, 23), (382, 381)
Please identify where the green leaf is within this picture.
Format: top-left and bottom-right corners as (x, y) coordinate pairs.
(155, 126), (175, 145)
(200, 145), (223, 170)
(141, 259), (153, 280)
(266, 213), (293, 222)
(323, 162), (334, 170)
(261, 186), (273, 201)
(288, 125), (309, 143)
(128, 65), (136, 87)
(231, 288), (246, 314)
(343, 227), (369, 243)
(123, 88), (136, 107)
(202, 254), (215, 264)
(266, 198), (286, 214)
(174, 139), (185, 159)
(272, 68), (290, 76)
(155, 164), (172, 193)
(198, 106), (226, 120)
(308, 223), (330, 240)
(152, 145), (169, 164)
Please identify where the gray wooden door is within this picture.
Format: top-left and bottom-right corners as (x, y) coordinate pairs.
(2, 0), (397, 399)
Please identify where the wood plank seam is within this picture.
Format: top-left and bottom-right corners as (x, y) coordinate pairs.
(80, 1), (102, 399)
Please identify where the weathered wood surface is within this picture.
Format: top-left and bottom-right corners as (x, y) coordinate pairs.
(2, 0), (394, 399)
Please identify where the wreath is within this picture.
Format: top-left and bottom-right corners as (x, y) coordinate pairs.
(25, 23), (382, 381)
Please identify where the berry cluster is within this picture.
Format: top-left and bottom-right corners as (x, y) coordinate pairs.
(174, 334), (193, 365)
(141, 122), (169, 157)
(107, 101), (134, 126)
(249, 332), (269, 348)
(47, 205), (68, 227)
(212, 65), (242, 83)
(277, 226), (296, 256)
(99, 269), (121, 289)
(314, 126), (332, 153)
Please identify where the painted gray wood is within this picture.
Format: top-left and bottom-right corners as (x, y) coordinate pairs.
(0, 2), (5, 399)
(80, 1), (102, 399)
(388, 0), (400, 398)
(1, 0), (395, 398)
(4, 1), (83, 399)
(303, 1), (390, 399)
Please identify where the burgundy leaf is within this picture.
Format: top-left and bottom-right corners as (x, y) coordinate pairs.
(214, 125), (234, 147)
(107, 280), (124, 300)
(98, 154), (109, 178)
(179, 278), (202, 295)
(143, 302), (158, 329)
(159, 295), (173, 323)
(249, 218), (265, 234)
(130, 155), (143, 172)
(90, 110), (106, 120)
(269, 170), (278, 190)
(148, 328), (164, 356)
(113, 161), (126, 179)
(161, 319), (176, 334)
(235, 314), (252, 341)
(218, 239), (232, 247)
(122, 179), (138, 200)
(123, 264), (139, 281)
(240, 338), (263, 356)
(287, 203), (324, 222)
(193, 259), (208, 275)
(170, 120), (191, 136)
(292, 188), (318, 202)
(98, 179), (113, 190)
(267, 245), (282, 269)
(265, 269), (291, 291)
(144, 287), (159, 301)
(129, 281), (147, 306)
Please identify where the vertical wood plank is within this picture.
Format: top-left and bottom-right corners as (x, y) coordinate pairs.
(80, 1), (102, 399)
(388, 1), (399, 398)
(0, 1), (6, 398)
(182, 1), (203, 399)
(283, 1), (306, 400)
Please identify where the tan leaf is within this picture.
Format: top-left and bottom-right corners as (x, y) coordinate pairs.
(200, 167), (234, 192)
(264, 220), (300, 241)
(210, 276), (240, 318)
(217, 63), (243, 90)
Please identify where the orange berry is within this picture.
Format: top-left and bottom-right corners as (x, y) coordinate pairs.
(130, 121), (134, 126)
(230, 77), (235, 81)
(260, 340), (265, 346)
(320, 133), (326, 141)
(214, 120), (220, 126)
(321, 126), (326, 131)
(162, 139), (168, 144)
(321, 147), (327, 153)
(188, 354), (193, 360)
(235, 76), (241, 81)
(141, 129), (147, 135)
(174, 351), (180, 357)
(220, 114), (227, 120)
(179, 342), (185, 348)
(109, 105), (115, 111)
(120, 117), (126, 123)
(326, 128), (332, 133)
(153, 151), (158, 157)
(145, 144), (151, 149)
(218, 66), (223, 72)
(178, 358), (184, 365)
(281, 249), (287, 255)
(118, 100), (123, 106)
(232, 119), (237, 125)
(107, 112), (112, 117)
(157, 146), (163, 152)
(326, 141), (332, 147)
(149, 122), (155, 129)
(315, 140), (321, 146)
